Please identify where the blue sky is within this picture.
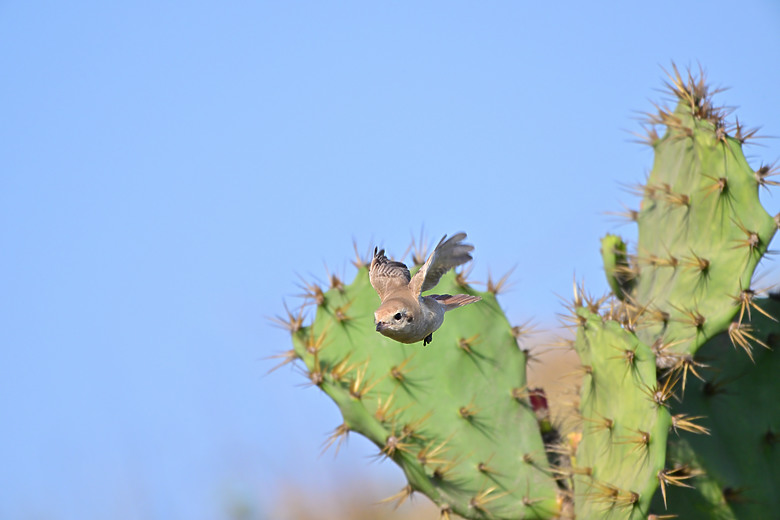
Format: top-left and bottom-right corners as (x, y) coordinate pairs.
(2, 1), (780, 519)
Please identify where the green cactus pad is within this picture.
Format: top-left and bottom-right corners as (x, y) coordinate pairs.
(289, 267), (559, 519)
(649, 296), (780, 519)
(601, 234), (635, 301)
(608, 70), (777, 363)
(635, 101), (775, 357)
(572, 307), (671, 519)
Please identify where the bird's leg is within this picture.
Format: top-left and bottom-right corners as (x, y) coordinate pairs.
(423, 333), (433, 346)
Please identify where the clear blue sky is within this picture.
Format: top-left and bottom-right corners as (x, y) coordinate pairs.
(2, 2), (780, 519)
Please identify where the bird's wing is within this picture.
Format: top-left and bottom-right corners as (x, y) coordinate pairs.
(429, 293), (482, 311)
(409, 233), (474, 297)
(369, 247), (411, 301)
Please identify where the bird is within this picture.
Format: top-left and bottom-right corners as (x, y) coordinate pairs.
(369, 233), (482, 345)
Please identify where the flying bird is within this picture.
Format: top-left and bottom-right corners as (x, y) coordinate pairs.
(369, 233), (482, 345)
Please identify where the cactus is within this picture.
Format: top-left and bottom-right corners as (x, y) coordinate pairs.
(601, 65), (780, 517)
(649, 296), (780, 518)
(284, 263), (560, 519)
(570, 306), (671, 519)
(274, 66), (778, 519)
(603, 65), (777, 364)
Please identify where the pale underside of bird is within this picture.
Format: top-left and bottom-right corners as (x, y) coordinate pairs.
(369, 232), (482, 345)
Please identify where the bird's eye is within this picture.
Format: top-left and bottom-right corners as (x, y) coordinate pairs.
(394, 312), (402, 321)
(407, 316), (413, 322)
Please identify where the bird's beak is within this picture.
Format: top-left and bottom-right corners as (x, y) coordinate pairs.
(375, 322), (384, 332)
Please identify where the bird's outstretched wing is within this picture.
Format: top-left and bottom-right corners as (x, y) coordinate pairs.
(369, 248), (411, 301)
(409, 233), (474, 297)
(429, 293), (482, 311)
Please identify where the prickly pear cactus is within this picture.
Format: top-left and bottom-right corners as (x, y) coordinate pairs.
(649, 296), (780, 518)
(275, 65), (779, 520)
(603, 65), (777, 363)
(599, 66), (780, 517)
(283, 263), (560, 520)
(571, 306), (671, 520)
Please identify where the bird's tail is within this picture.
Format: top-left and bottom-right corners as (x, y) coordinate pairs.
(430, 294), (482, 312)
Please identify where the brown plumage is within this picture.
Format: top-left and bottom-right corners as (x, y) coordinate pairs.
(369, 233), (481, 345)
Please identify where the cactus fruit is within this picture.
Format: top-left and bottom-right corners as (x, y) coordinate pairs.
(286, 262), (559, 519)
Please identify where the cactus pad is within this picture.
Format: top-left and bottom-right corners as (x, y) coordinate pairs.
(650, 296), (780, 518)
(608, 67), (777, 363)
(288, 266), (559, 519)
(572, 307), (671, 519)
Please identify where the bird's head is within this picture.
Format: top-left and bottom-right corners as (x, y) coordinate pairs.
(374, 299), (416, 342)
